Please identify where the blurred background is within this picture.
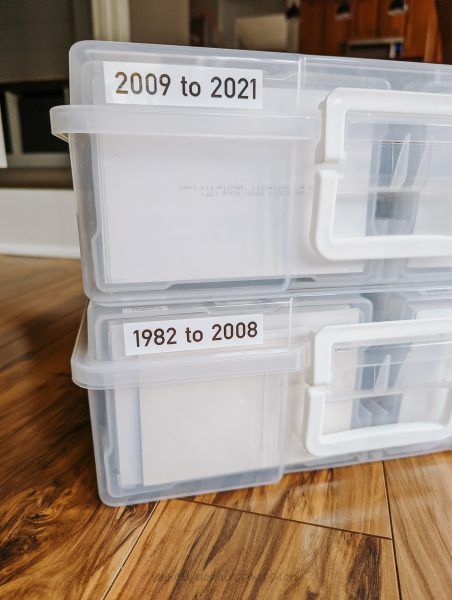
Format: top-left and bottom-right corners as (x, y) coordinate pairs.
(0, 0), (450, 259)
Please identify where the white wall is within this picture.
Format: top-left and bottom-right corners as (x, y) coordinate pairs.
(235, 13), (288, 51)
(129, 0), (190, 45)
(218, 0), (285, 49)
(0, 188), (79, 258)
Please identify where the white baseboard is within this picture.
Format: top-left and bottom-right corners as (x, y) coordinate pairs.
(0, 188), (80, 259)
(0, 242), (80, 259)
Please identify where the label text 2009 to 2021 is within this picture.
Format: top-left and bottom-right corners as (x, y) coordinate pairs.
(104, 62), (263, 108)
(114, 71), (258, 100)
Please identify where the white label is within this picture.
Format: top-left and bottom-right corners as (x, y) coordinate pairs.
(103, 61), (263, 108)
(123, 314), (264, 355)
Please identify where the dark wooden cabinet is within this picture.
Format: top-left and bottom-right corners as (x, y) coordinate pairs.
(403, 0), (437, 59)
(298, 0), (440, 61)
(299, 0), (327, 55)
(323, 1), (352, 55)
(377, 0), (407, 38)
(350, 0), (379, 39)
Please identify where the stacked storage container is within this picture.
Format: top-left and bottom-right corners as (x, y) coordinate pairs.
(51, 41), (452, 505)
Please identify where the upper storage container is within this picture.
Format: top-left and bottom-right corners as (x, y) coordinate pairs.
(51, 42), (452, 303)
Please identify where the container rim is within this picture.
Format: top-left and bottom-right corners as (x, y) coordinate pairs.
(50, 104), (316, 142)
(72, 312), (305, 390)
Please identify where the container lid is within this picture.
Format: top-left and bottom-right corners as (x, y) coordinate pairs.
(66, 41), (452, 107)
(52, 41), (452, 148)
(72, 312), (304, 390)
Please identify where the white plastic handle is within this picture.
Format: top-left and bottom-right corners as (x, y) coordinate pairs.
(312, 87), (452, 261)
(318, 87), (452, 164)
(304, 317), (452, 456)
(311, 317), (452, 386)
(304, 386), (452, 456)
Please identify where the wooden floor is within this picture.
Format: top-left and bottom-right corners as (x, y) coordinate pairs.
(0, 255), (450, 599)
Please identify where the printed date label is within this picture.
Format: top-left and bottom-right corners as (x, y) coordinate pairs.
(123, 314), (264, 355)
(103, 62), (263, 108)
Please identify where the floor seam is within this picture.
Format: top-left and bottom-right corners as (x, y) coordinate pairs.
(101, 502), (159, 600)
(382, 462), (404, 600)
(178, 497), (393, 541)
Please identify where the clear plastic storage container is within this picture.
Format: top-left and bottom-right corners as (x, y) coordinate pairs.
(72, 288), (452, 505)
(51, 41), (452, 304)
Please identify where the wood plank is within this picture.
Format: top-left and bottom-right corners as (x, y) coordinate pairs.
(0, 256), (155, 598)
(384, 452), (452, 600)
(0, 334), (85, 446)
(0, 306), (83, 373)
(106, 500), (399, 599)
(0, 256), (81, 304)
(193, 462), (391, 538)
(0, 365), (155, 598)
(0, 256), (84, 373)
(0, 275), (83, 337)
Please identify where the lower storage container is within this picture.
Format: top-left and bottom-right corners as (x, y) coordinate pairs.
(72, 289), (452, 505)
